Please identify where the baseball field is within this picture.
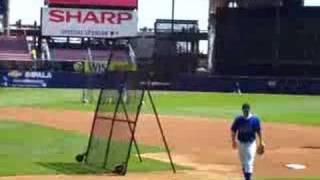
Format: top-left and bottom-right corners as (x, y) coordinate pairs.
(0, 88), (320, 180)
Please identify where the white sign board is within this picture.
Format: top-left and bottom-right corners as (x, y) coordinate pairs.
(41, 7), (138, 38)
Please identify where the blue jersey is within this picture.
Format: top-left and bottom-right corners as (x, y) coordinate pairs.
(231, 115), (261, 143)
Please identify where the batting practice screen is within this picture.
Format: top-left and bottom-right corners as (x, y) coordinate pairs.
(85, 72), (143, 173)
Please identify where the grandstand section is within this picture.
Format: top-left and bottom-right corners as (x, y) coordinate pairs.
(212, 7), (320, 77)
(207, 0), (320, 79)
(0, 36), (31, 61)
(49, 44), (131, 62)
(209, 0), (303, 13)
(150, 19), (207, 81)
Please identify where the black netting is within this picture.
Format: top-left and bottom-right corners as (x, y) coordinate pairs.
(85, 72), (143, 174)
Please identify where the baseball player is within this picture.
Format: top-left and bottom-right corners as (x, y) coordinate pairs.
(231, 103), (265, 180)
(233, 82), (242, 95)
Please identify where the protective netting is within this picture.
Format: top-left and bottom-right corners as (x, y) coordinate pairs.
(85, 72), (143, 173)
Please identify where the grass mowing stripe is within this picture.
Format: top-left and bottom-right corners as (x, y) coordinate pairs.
(1, 88), (320, 125)
(145, 92), (320, 126)
(0, 120), (182, 176)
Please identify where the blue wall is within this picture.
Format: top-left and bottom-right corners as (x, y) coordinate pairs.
(2, 70), (320, 95)
(0, 70), (126, 89)
(173, 74), (320, 94)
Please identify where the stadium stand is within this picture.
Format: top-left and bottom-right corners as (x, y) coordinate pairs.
(50, 48), (129, 62)
(130, 31), (155, 63)
(213, 7), (320, 77)
(45, 38), (131, 62)
(0, 36), (31, 61)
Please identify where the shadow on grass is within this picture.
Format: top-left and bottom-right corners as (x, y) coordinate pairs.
(37, 162), (108, 175)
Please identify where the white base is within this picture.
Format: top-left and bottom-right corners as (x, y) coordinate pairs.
(285, 164), (307, 170)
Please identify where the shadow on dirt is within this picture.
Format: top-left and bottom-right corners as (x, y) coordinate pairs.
(300, 146), (320, 150)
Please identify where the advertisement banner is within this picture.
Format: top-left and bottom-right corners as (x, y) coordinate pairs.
(47, 0), (137, 9)
(41, 7), (138, 38)
(0, 70), (113, 88)
(1, 70), (56, 88)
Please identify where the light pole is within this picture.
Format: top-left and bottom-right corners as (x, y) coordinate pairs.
(171, 0), (175, 33)
(2, 0), (10, 36)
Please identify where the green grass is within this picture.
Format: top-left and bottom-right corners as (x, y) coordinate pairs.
(0, 88), (98, 111)
(147, 91), (320, 126)
(1, 88), (320, 126)
(0, 120), (181, 176)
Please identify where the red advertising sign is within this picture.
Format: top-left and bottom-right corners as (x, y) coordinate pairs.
(47, 0), (137, 8)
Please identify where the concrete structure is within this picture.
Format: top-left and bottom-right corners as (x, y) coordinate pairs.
(208, 0), (304, 72)
(209, 0), (303, 13)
